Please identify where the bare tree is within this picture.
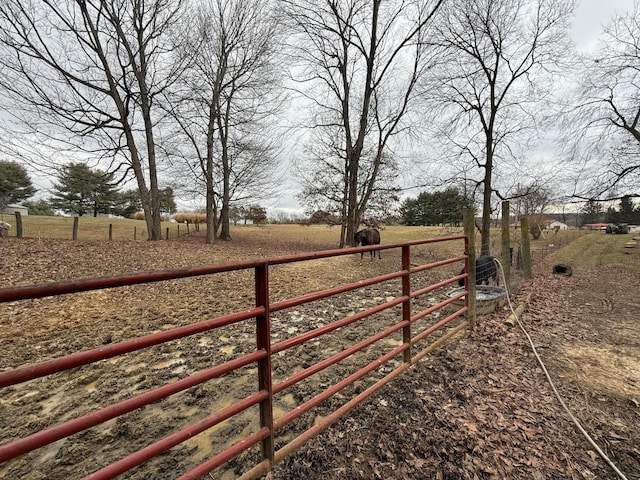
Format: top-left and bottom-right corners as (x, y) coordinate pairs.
(565, 1), (640, 202)
(422, 0), (575, 255)
(509, 182), (553, 218)
(0, 0), (187, 240)
(165, 0), (283, 243)
(296, 126), (401, 226)
(282, 0), (444, 247)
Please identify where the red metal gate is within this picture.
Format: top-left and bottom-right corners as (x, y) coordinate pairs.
(0, 235), (471, 479)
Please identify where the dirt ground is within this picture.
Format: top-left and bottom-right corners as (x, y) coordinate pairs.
(0, 230), (638, 480)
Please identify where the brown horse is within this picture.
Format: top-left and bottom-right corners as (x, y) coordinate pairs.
(354, 228), (381, 262)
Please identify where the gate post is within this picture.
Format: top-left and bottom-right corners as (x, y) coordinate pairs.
(255, 264), (275, 464)
(401, 245), (412, 364)
(501, 201), (511, 287)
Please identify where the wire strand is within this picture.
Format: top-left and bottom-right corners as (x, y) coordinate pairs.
(492, 258), (629, 480)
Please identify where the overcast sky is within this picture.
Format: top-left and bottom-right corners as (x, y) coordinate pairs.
(271, 0), (639, 214)
(571, 0), (635, 51)
(6, 0), (638, 215)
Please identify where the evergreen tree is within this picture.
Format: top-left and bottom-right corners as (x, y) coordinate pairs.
(111, 190), (142, 219)
(618, 196), (636, 224)
(400, 198), (420, 226)
(0, 160), (36, 210)
(49, 163), (119, 216)
(580, 199), (603, 226)
(400, 188), (470, 226)
(23, 199), (54, 216)
(159, 187), (177, 214)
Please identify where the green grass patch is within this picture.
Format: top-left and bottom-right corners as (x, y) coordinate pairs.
(550, 231), (640, 272)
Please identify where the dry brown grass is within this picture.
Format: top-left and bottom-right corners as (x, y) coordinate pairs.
(559, 344), (640, 399)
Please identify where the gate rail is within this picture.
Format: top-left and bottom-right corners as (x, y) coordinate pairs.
(0, 235), (471, 479)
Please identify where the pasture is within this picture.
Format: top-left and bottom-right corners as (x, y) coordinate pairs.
(0, 225), (637, 479)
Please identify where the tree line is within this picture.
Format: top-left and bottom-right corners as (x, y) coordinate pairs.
(1, 160), (175, 218)
(0, 0), (638, 248)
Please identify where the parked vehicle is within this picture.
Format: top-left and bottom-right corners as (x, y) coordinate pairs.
(605, 223), (629, 234)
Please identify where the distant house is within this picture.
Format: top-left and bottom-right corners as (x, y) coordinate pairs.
(547, 220), (568, 230)
(0, 204), (28, 216)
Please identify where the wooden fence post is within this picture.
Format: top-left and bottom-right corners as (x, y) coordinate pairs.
(14, 212), (23, 238)
(520, 217), (532, 279)
(463, 208), (477, 329)
(501, 201), (511, 287)
(109, 224), (113, 241)
(72, 217), (79, 241)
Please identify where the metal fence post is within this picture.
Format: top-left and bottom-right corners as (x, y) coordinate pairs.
(255, 264), (274, 464)
(401, 245), (411, 364)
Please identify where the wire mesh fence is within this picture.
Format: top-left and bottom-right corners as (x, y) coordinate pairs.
(0, 213), (202, 241)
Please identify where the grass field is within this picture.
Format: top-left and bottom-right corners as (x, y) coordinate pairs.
(551, 229), (640, 272)
(0, 213), (198, 241)
(0, 213), (586, 255)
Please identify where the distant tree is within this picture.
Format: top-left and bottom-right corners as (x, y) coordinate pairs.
(0, 160), (36, 210)
(23, 199), (54, 216)
(159, 187), (177, 214)
(269, 209), (304, 224)
(423, 0), (575, 255)
(605, 206), (619, 224)
(618, 195), (636, 224)
(510, 183), (553, 218)
(306, 210), (340, 226)
(229, 206), (244, 226)
(50, 163), (119, 217)
(111, 190), (142, 219)
(400, 188), (470, 226)
(580, 199), (603, 226)
(284, 0), (445, 247)
(167, 0), (283, 243)
(245, 205), (267, 224)
(606, 195), (638, 224)
(400, 198), (420, 227)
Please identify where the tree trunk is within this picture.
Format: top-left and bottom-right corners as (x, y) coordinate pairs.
(219, 150), (232, 241)
(205, 104), (216, 245)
